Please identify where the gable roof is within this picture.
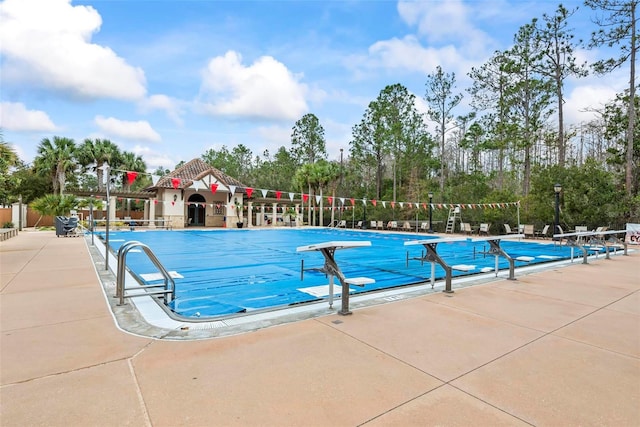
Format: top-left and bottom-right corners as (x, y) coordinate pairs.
(147, 158), (247, 190)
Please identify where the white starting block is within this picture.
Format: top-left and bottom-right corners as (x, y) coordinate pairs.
(344, 277), (375, 287)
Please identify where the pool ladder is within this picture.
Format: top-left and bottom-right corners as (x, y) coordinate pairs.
(116, 241), (175, 306)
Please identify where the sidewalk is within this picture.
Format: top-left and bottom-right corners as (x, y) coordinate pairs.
(1, 230), (639, 426)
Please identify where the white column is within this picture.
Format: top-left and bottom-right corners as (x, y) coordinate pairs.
(148, 198), (156, 228)
(271, 203), (277, 227)
(247, 201), (253, 228)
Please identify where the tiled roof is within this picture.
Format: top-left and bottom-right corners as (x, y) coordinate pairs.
(147, 158), (247, 190)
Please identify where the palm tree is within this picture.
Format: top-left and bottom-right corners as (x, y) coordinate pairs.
(34, 137), (76, 195)
(120, 151), (147, 216)
(31, 194), (78, 227)
(76, 138), (122, 191)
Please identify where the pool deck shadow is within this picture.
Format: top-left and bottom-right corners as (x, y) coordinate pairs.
(1, 229), (639, 426)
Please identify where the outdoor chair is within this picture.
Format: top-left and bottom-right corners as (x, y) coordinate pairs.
(479, 223), (490, 235)
(460, 222), (472, 235)
(337, 220), (346, 228)
(523, 224), (535, 238)
(355, 221), (363, 229)
(420, 222), (429, 232)
(535, 224), (550, 239)
(402, 221), (411, 231)
(504, 224), (518, 235)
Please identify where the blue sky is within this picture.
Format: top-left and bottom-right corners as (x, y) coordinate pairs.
(0, 0), (628, 171)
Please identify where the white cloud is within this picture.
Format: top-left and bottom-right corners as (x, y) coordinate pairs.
(94, 116), (161, 143)
(138, 94), (185, 126)
(0, 101), (57, 131)
(0, 0), (146, 100)
(564, 84), (619, 125)
(130, 145), (175, 171)
(397, 0), (495, 55)
(198, 50), (308, 121)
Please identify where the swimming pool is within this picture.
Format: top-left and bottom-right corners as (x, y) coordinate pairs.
(100, 228), (581, 319)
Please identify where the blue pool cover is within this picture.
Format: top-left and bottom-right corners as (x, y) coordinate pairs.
(99, 228), (590, 319)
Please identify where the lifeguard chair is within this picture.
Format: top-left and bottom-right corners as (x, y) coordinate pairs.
(445, 206), (460, 234)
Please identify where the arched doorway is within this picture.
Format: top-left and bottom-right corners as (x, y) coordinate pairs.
(187, 194), (206, 226)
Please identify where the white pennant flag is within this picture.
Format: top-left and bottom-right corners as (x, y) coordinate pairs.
(382, 201), (386, 208)
(261, 189), (269, 198)
(289, 192), (295, 201)
(151, 174), (160, 185)
(228, 185), (236, 196)
(399, 202), (404, 208)
(415, 203), (419, 208)
(362, 198), (367, 206)
(315, 195), (321, 204)
(339, 197), (345, 205)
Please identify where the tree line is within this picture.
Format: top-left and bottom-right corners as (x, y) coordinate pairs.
(1, 0), (638, 230)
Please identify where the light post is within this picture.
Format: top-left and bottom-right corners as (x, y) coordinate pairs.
(99, 162), (111, 271)
(554, 183), (562, 240)
(428, 192), (434, 233)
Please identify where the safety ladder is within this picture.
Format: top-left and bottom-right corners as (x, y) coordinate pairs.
(116, 241), (175, 306)
(445, 207), (460, 233)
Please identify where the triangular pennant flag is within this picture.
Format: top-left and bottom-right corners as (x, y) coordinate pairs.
(210, 183), (218, 194)
(154, 199), (158, 204)
(361, 198), (367, 206)
(151, 174), (160, 185)
(171, 177), (180, 189)
(275, 190), (282, 200)
(372, 199), (377, 206)
(315, 195), (321, 204)
(171, 201), (175, 206)
(246, 187), (253, 198)
(261, 189), (268, 198)
(126, 171), (138, 185)
(415, 203), (419, 209)
(339, 197), (345, 205)
(228, 185), (236, 196)
(399, 202), (404, 208)
(327, 196), (333, 205)
(422, 203), (426, 209)
(382, 201), (387, 208)
(302, 193), (309, 202)
(350, 198), (355, 206)
(391, 201), (396, 209)
(289, 192), (294, 201)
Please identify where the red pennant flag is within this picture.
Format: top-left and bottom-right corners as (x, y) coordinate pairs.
(327, 196), (333, 205)
(246, 187), (253, 198)
(126, 171), (138, 185)
(391, 201), (396, 209)
(117, 197), (123, 201)
(372, 199), (377, 206)
(275, 190), (282, 200)
(302, 194), (309, 202)
(210, 183), (218, 194)
(350, 198), (355, 206)
(171, 201), (175, 206)
(422, 203), (427, 209)
(154, 199), (158, 204)
(135, 199), (139, 203)
(171, 177), (180, 189)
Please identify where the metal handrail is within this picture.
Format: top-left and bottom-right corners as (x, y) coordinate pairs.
(116, 240), (175, 305)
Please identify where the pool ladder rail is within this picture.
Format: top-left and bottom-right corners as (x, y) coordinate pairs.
(116, 241), (175, 306)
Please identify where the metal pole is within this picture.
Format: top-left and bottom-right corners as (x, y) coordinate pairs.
(18, 195), (22, 231)
(428, 193), (433, 233)
(554, 184), (561, 241)
(89, 199), (94, 246)
(101, 162), (111, 271)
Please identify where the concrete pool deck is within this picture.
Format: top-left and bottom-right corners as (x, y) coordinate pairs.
(1, 229), (639, 426)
